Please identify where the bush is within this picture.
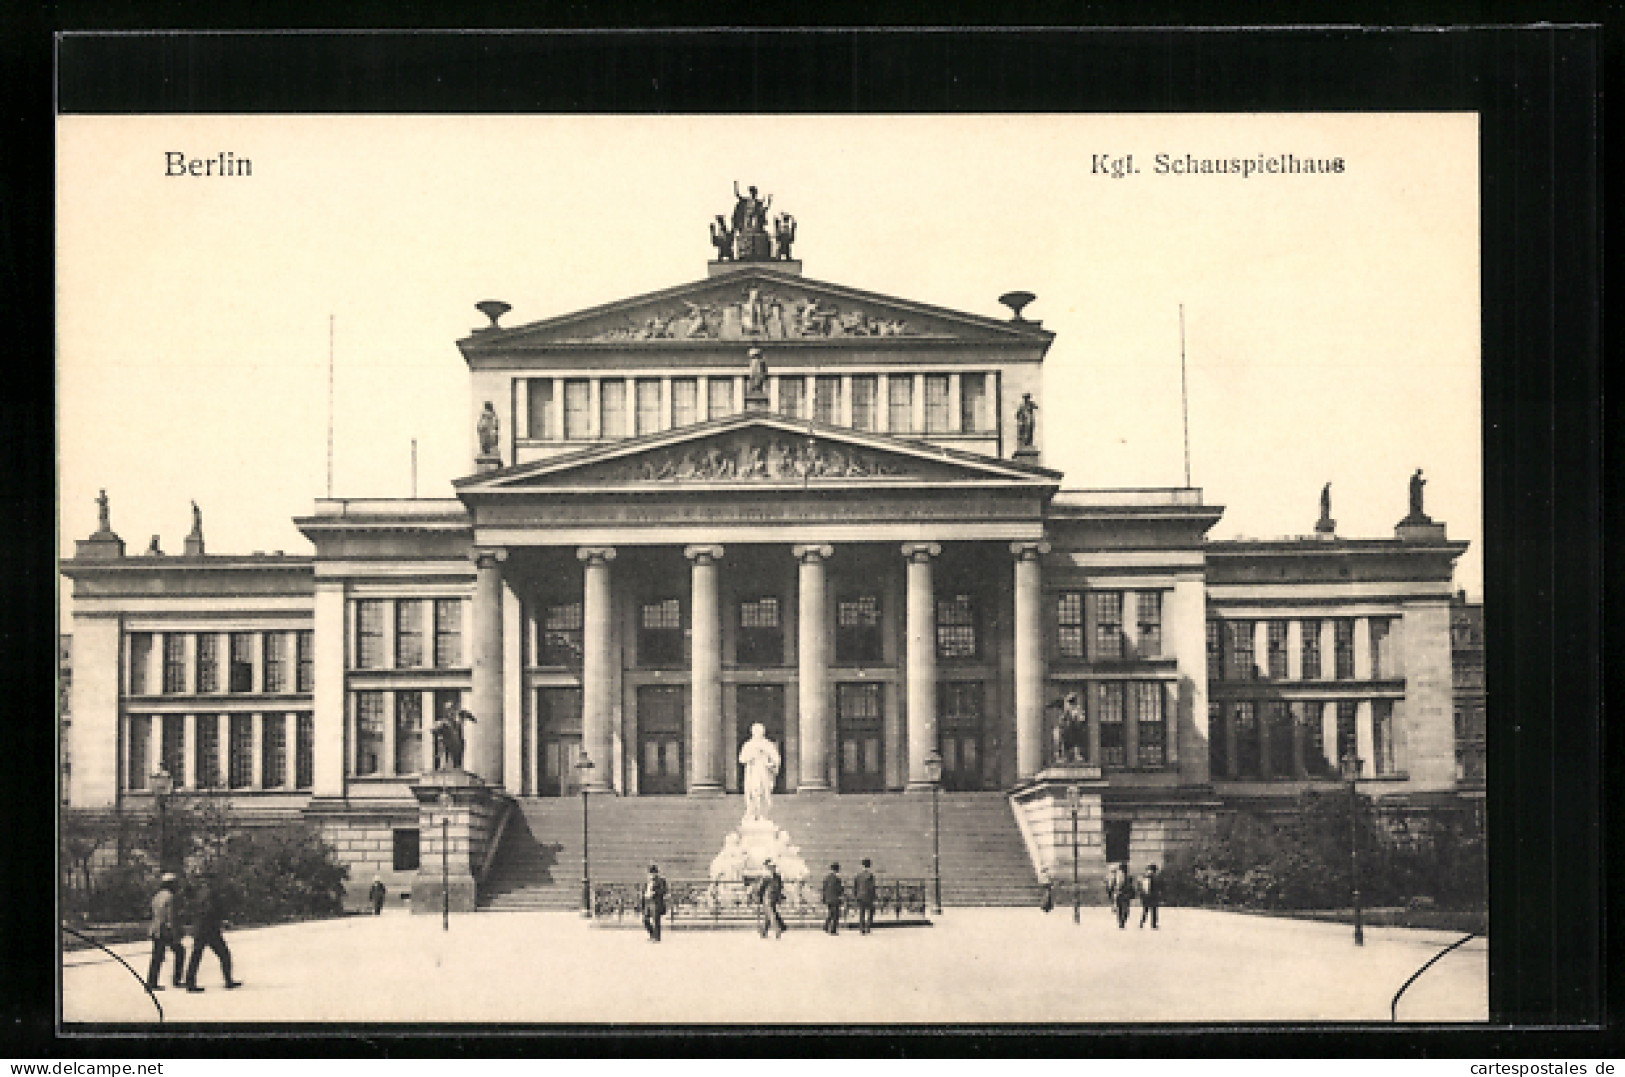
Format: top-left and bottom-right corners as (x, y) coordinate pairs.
(203, 825), (349, 924)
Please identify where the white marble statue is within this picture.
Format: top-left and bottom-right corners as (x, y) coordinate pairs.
(738, 722), (781, 822)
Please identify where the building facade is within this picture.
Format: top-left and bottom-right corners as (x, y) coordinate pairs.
(62, 214), (1472, 903)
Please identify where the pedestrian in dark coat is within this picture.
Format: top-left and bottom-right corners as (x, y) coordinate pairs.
(368, 876), (387, 915)
(642, 864), (669, 942)
(1111, 862), (1134, 929)
(821, 863), (844, 935)
(754, 860), (786, 939)
(1138, 864), (1163, 929)
(144, 873), (186, 991)
(853, 859), (878, 934)
(183, 875), (240, 991)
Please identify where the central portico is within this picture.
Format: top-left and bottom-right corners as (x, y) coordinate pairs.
(453, 408), (1061, 799)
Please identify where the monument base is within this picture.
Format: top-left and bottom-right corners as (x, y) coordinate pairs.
(408, 770), (500, 915)
(709, 813), (809, 882)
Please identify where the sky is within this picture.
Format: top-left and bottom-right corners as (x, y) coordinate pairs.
(57, 113), (1482, 626)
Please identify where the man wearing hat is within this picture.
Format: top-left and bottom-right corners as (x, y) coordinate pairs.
(183, 871), (241, 992)
(821, 862), (845, 935)
(853, 858), (878, 935)
(145, 873), (186, 992)
(754, 859), (785, 939)
(641, 864), (669, 943)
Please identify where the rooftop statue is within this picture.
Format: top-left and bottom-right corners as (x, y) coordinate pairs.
(95, 489), (111, 533)
(1015, 393), (1038, 448)
(709, 215), (734, 262)
(477, 401), (500, 458)
(773, 213), (796, 260)
(1409, 468), (1427, 519)
(1320, 483), (1331, 521)
(190, 500), (204, 538)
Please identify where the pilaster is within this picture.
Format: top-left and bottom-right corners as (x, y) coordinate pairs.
(793, 544), (834, 792)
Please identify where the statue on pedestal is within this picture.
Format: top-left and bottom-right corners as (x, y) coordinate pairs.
(772, 213), (796, 260)
(96, 489), (111, 533)
(477, 402), (500, 458)
(1015, 393), (1038, 449)
(738, 722), (781, 823)
(710, 215), (734, 261)
(1408, 468), (1427, 519)
(433, 707), (476, 772)
(1058, 692), (1087, 763)
(190, 500), (204, 539)
(747, 348), (768, 394)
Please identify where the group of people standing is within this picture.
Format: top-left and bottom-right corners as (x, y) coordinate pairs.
(636, 857), (883, 941)
(145, 872), (241, 994)
(1042, 862), (1164, 929)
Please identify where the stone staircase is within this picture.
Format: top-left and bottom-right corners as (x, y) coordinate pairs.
(479, 792), (1042, 910)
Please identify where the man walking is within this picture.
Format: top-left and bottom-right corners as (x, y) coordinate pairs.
(368, 875), (387, 915)
(853, 858), (878, 935)
(821, 862), (844, 935)
(1138, 864), (1163, 930)
(642, 864), (669, 942)
(183, 873), (241, 992)
(755, 859), (785, 939)
(1111, 862), (1134, 929)
(144, 873), (185, 992)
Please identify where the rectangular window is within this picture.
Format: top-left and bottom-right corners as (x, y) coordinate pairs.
(128, 715), (150, 789)
(540, 601), (584, 667)
(924, 374), (950, 433)
(1135, 592), (1163, 658)
(813, 376), (840, 424)
(1267, 620), (1289, 679)
(196, 634), (219, 693)
(600, 379), (628, 438)
(936, 593), (978, 660)
(1206, 620), (1223, 682)
(888, 375), (914, 432)
(434, 599), (462, 668)
(850, 376), (878, 431)
(262, 713), (286, 788)
(737, 596), (784, 667)
(297, 630), (314, 692)
(1097, 682), (1126, 768)
(161, 714), (185, 786)
(1225, 621), (1255, 680)
(163, 635), (186, 694)
(707, 377), (733, 420)
(778, 376), (806, 420)
(1300, 619), (1322, 679)
(639, 598), (684, 668)
(635, 379), (661, 434)
(355, 691), (385, 777)
(1233, 702), (1261, 779)
(228, 714), (252, 788)
(1057, 592), (1085, 659)
(671, 377), (700, 427)
(393, 829), (420, 872)
(1372, 699), (1397, 775)
(1299, 702), (1331, 776)
(1208, 702), (1227, 778)
(263, 632), (288, 692)
(960, 373), (986, 432)
(1370, 618), (1393, 678)
(1334, 619), (1356, 679)
(1094, 593), (1124, 661)
(395, 692), (423, 776)
(229, 633), (254, 693)
(395, 602), (424, 668)
(1265, 701), (1294, 778)
(356, 601), (386, 670)
(1335, 700), (1359, 767)
(563, 378), (591, 438)
(129, 633), (152, 695)
(296, 713), (314, 789)
(537, 686), (582, 734)
(1135, 682), (1165, 768)
(528, 379), (555, 439)
(835, 594), (883, 665)
(193, 714), (220, 788)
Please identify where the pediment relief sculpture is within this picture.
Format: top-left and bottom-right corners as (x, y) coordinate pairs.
(605, 432), (906, 483)
(567, 287), (921, 343)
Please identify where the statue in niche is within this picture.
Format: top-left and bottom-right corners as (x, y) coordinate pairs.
(739, 723), (782, 822)
(773, 213), (797, 260)
(95, 489), (111, 533)
(477, 401), (501, 457)
(433, 707), (476, 771)
(1015, 393), (1038, 449)
(710, 215), (735, 261)
(1408, 468), (1427, 519)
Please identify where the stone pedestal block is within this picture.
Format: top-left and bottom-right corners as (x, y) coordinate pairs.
(409, 770), (500, 915)
(1011, 770), (1110, 892)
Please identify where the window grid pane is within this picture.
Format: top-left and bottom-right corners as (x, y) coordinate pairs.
(851, 376), (877, 430)
(129, 634), (151, 695)
(924, 375), (950, 433)
(229, 633), (254, 693)
(1136, 592), (1162, 657)
(163, 635), (186, 694)
(813, 376), (840, 424)
(1234, 701), (1261, 778)
(1057, 592), (1085, 659)
(128, 716), (149, 789)
(835, 595), (882, 664)
(778, 377), (806, 420)
(1098, 683), (1126, 767)
(434, 600), (462, 668)
(936, 594), (978, 659)
(888, 376), (913, 432)
(1301, 620), (1322, 679)
(1225, 621), (1254, 680)
(600, 379), (628, 438)
(196, 634), (219, 693)
(1335, 700), (1358, 764)
(263, 632), (287, 692)
(1206, 620), (1223, 681)
(355, 692), (384, 777)
(1334, 619), (1356, 679)
(635, 379), (661, 434)
(356, 602), (385, 669)
(262, 713), (286, 787)
(296, 713), (314, 788)
(1372, 699), (1396, 775)
(1094, 593), (1123, 660)
(1266, 701), (1294, 777)
(1267, 620), (1289, 679)
(528, 379), (554, 439)
(671, 378), (699, 427)
(1135, 682), (1165, 767)
(395, 602), (424, 668)
(838, 682), (883, 721)
(707, 377), (733, 420)
(229, 714), (253, 788)
(395, 692), (422, 776)
(541, 601), (585, 666)
(296, 630), (315, 692)
(161, 714), (185, 785)
(960, 373), (985, 432)
(195, 715), (220, 788)
(563, 379), (591, 438)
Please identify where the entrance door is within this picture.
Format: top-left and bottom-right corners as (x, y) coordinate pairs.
(535, 687), (584, 797)
(1104, 820), (1132, 865)
(837, 683), (885, 792)
(638, 685), (686, 795)
(736, 685), (786, 793)
(939, 681), (984, 791)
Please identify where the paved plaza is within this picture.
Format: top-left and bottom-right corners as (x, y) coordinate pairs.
(62, 907), (1487, 1026)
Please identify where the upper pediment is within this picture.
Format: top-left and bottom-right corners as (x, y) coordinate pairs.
(458, 270), (1053, 354)
(455, 412), (1061, 494)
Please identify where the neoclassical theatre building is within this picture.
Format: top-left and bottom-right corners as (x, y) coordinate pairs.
(64, 198), (1471, 908)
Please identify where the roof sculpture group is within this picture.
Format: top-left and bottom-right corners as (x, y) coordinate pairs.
(711, 181), (796, 263)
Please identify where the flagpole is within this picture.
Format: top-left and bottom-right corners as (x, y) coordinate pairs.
(1180, 304), (1191, 489)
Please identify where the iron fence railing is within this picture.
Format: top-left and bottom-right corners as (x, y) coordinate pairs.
(592, 878), (930, 925)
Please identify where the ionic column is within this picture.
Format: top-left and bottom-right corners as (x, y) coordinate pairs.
(686, 544), (726, 795)
(467, 548), (508, 784)
(1011, 541), (1050, 780)
(577, 547), (617, 793)
(793, 544), (835, 792)
(902, 542), (941, 789)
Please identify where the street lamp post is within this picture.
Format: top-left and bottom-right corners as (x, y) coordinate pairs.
(1066, 783), (1081, 924)
(150, 768), (174, 873)
(575, 754), (596, 918)
(437, 790), (451, 932)
(1341, 750), (1365, 947)
(923, 749), (943, 915)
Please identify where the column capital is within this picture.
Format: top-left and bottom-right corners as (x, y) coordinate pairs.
(684, 544), (725, 563)
(901, 542), (942, 563)
(1010, 540), (1052, 561)
(791, 543), (834, 563)
(576, 546), (617, 564)
(473, 547), (509, 568)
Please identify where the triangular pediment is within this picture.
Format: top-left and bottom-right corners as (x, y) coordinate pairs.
(460, 270), (1052, 351)
(456, 413), (1061, 494)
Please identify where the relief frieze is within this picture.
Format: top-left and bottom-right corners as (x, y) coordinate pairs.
(567, 287), (923, 343)
(606, 432), (905, 483)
